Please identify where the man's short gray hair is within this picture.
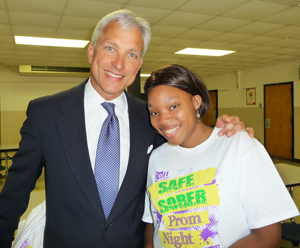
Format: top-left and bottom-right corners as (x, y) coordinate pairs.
(91, 9), (151, 57)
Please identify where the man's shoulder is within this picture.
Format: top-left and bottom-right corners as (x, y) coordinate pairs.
(125, 92), (149, 118)
(31, 81), (86, 106)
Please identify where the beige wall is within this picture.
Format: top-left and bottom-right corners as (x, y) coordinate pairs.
(0, 65), (84, 145)
(202, 61), (300, 160)
(1, 61), (300, 159)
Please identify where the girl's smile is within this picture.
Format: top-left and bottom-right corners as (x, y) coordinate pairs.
(148, 85), (210, 148)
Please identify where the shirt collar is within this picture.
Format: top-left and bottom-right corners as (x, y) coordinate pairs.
(85, 78), (127, 113)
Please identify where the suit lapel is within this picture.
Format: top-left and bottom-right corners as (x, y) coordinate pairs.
(56, 81), (105, 221)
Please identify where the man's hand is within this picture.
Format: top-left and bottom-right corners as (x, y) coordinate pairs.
(216, 115), (254, 138)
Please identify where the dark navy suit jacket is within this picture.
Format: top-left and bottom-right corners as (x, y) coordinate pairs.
(0, 80), (164, 248)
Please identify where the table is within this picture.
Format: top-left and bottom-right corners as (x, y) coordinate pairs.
(275, 163), (300, 244)
(0, 144), (19, 179)
(275, 163), (300, 223)
(275, 163), (300, 188)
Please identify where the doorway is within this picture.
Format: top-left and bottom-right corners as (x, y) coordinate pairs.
(202, 90), (218, 127)
(264, 82), (293, 160)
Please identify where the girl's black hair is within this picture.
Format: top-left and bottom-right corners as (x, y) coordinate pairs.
(144, 64), (211, 117)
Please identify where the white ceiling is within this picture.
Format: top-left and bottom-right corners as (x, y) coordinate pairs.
(1, 0), (300, 77)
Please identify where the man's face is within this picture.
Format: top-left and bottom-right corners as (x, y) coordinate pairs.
(88, 21), (144, 101)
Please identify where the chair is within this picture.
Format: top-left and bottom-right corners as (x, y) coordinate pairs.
(0, 157), (7, 179)
(281, 222), (300, 247)
(281, 186), (300, 248)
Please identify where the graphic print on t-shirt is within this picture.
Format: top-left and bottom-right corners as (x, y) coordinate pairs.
(149, 167), (221, 248)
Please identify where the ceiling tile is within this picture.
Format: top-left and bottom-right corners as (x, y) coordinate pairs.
(272, 54), (299, 60)
(0, 24), (11, 35)
(0, 34), (15, 43)
(124, 6), (172, 24)
(232, 21), (285, 35)
(157, 11), (214, 28)
(64, 0), (122, 19)
(179, 0), (248, 15)
(248, 53), (278, 59)
(12, 26), (56, 37)
(0, 10), (9, 24)
(147, 45), (182, 53)
(208, 33), (253, 43)
(267, 38), (300, 47)
(59, 16), (99, 31)
(142, 51), (170, 59)
(0, 0), (5, 9)
(268, 47), (300, 54)
(47, 47), (88, 55)
(261, 7), (300, 24)
(221, 43), (255, 51)
(55, 29), (92, 40)
(262, 0), (300, 6)
(148, 37), (171, 46)
(222, 1), (289, 20)
(9, 11), (60, 28)
(93, 0), (129, 3)
(194, 41), (231, 49)
(197, 17), (251, 32)
(127, 0), (189, 10)
(264, 25), (300, 38)
(6, 0), (67, 15)
(160, 38), (199, 47)
(0, 43), (16, 50)
(176, 29), (223, 40)
(15, 45), (51, 52)
(242, 46), (277, 53)
(238, 35), (281, 45)
(150, 25), (189, 38)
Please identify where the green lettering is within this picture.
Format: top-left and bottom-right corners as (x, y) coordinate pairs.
(158, 199), (169, 214)
(158, 181), (168, 194)
(186, 191), (195, 204)
(176, 194), (187, 209)
(186, 174), (194, 187)
(178, 177), (186, 188)
(195, 190), (207, 204)
(168, 180), (177, 192)
(167, 197), (178, 211)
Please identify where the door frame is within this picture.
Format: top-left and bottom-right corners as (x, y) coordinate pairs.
(209, 89), (218, 122)
(263, 81), (294, 160)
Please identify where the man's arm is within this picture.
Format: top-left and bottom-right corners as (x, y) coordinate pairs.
(229, 223), (281, 248)
(216, 114), (254, 138)
(144, 223), (154, 248)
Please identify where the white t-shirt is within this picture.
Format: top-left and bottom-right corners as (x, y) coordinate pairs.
(143, 128), (299, 248)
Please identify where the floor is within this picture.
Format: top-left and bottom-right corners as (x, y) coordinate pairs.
(1, 157), (300, 247)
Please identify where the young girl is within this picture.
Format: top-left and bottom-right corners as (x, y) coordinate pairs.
(142, 64), (299, 248)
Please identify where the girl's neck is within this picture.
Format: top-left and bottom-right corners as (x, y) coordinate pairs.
(180, 123), (214, 148)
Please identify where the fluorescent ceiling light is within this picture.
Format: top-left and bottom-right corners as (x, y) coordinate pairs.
(140, 74), (150, 77)
(14, 36), (89, 48)
(175, 48), (235, 56)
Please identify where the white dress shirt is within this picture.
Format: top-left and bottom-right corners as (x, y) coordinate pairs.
(84, 79), (130, 188)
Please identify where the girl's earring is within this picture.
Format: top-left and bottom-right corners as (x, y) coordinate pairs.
(196, 109), (201, 123)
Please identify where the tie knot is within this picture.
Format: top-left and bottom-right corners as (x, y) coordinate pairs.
(101, 102), (116, 116)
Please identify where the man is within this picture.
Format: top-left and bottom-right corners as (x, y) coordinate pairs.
(0, 10), (248, 248)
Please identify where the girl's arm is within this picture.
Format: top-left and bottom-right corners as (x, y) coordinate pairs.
(144, 223), (154, 248)
(228, 223), (281, 248)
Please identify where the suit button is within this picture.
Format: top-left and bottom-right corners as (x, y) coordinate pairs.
(105, 223), (113, 230)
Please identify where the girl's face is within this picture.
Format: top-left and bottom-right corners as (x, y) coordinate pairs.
(148, 85), (202, 148)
